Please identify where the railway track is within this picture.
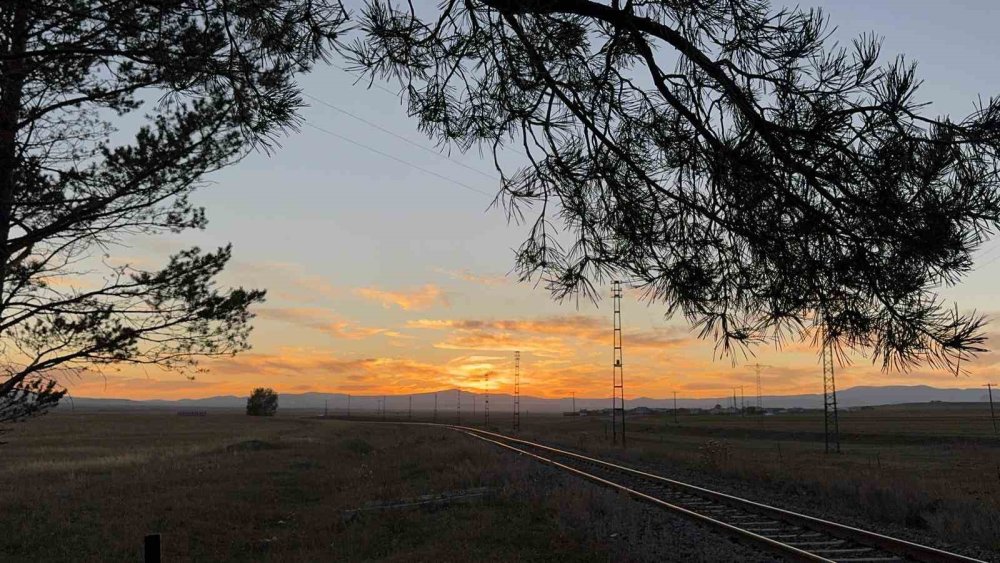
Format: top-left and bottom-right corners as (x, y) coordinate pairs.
(452, 425), (985, 563)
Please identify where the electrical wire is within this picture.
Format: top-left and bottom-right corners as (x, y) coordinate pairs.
(303, 122), (494, 198)
(303, 92), (498, 181)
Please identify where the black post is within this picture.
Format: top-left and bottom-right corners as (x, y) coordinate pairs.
(987, 383), (998, 435)
(144, 534), (161, 563)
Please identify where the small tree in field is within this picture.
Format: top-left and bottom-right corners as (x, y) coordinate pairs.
(246, 388), (278, 417)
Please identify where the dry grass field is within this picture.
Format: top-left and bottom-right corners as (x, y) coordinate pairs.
(2, 406), (997, 561)
(473, 405), (1000, 557)
(0, 410), (769, 562)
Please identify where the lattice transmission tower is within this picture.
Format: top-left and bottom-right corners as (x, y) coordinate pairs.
(611, 280), (626, 446)
(745, 363), (771, 413)
(513, 351), (521, 431)
(822, 332), (840, 453)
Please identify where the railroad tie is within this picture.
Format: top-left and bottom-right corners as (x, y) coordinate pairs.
(784, 540), (846, 548)
(812, 548), (874, 555)
(763, 533), (824, 540)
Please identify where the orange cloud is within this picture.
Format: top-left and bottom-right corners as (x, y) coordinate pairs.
(408, 316), (692, 352)
(356, 284), (449, 310)
(202, 349), (525, 395)
(435, 268), (509, 286)
(58, 339), (995, 401)
(58, 312), (999, 402)
(257, 307), (387, 340)
(229, 261), (340, 303)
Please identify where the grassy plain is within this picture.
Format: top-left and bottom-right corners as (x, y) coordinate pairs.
(2, 405), (997, 561)
(0, 411), (594, 561)
(0, 410), (765, 562)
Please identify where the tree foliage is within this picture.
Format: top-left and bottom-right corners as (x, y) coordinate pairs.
(0, 0), (346, 425)
(246, 387), (277, 416)
(350, 0), (1000, 372)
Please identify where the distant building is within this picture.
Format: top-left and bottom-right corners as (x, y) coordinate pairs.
(709, 404), (737, 415)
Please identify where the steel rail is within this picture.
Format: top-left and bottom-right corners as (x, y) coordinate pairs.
(453, 425), (985, 563)
(460, 429), (833, 562)
(323, 418), (984, 563)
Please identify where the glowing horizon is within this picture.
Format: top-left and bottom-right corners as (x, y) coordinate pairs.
(59, 265), (1000, 401)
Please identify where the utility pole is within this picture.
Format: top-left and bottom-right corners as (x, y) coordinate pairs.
(745, 363), (772, 414)
(347, 394), (351, 418)
(732, 388), (738, 414)
(513, 351), (521, 431)
(611, 280), (626, 447)
(473, 393), (476, 418)
(484, 371), (490, 427)
(986, 383), (998, 435)
(434, 392), (438, 423)
(673, 391), (678, 424)
(822, 329), (841, 453)
(740, 385), (745, 416)
(381, 396), (386, 421)
(457, 389), (461, 425)
(409, 395), (412, 420)
(324, 398), (328, 418)
(572, 392), (576, 414)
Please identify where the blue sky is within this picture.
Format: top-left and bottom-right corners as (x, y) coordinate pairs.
(78, 0), (1000, 400)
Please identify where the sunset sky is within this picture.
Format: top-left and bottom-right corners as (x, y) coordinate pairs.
(63, 0), (1000, 401)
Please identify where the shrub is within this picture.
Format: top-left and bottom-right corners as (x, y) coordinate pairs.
(342, 438), (373, 455)
(246, 388), (278, 417)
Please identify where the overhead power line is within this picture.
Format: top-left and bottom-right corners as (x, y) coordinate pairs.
(303, 122), (494, 198)
(304, 93), (499, 182)
(975, 248), (1000, 270)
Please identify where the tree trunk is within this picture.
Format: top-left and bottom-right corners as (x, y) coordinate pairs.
(0, 1), (30, 326)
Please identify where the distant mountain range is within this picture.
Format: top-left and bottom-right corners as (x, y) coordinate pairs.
(60, 385), (995, 413)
